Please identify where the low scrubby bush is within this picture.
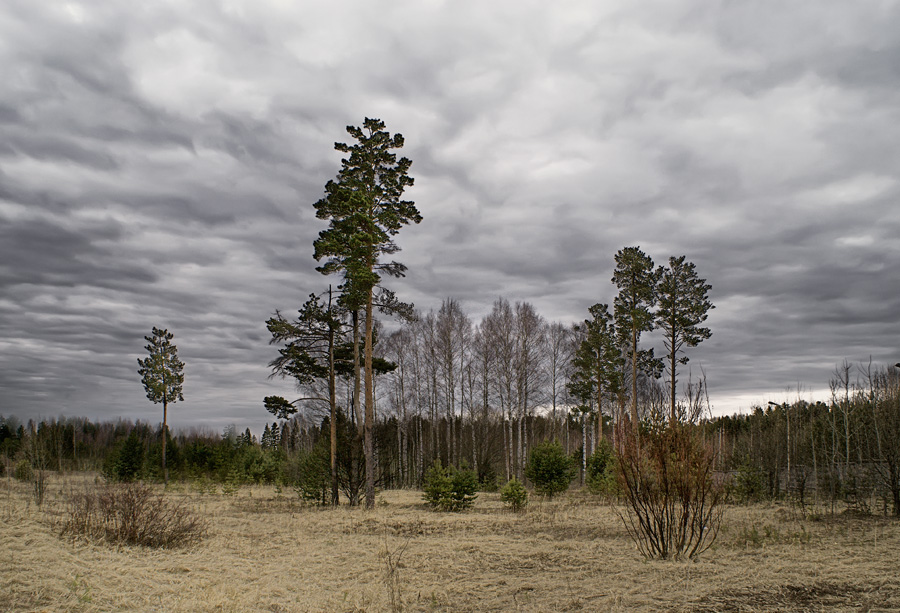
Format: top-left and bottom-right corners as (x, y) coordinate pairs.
(500, 478), (528, 512)
(60, 482), (206, 548)
(617, 424), (724, 560)
(422, 460), (478, 512)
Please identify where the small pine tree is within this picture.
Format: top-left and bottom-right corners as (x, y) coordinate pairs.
(525, 441), (576, 500)
(240, 428), (254, 447)
(500, 478), (528, 512)
(290, 445), (331, 504)
(422, 460), (478, 512)
(261, 423), (273, 449)
(586, 439), (617, 496)
(103, 430), (145, 482)
(270, 422), (280, 448)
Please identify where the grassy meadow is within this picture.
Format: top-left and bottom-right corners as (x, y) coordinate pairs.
(2, 472), (899, 612)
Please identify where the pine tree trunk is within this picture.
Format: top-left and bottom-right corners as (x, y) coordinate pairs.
(582, 413), (588, 485)
(670, 321), (677, 425)
(504, 414), (511, 482)
(162, 399), (168, 486)
(632, 326), (639, 426)
(329, 312), (339, 506)
(596, 364), (604, 443)
(353, 311), (363, 434)
(364, 291), (376, 510)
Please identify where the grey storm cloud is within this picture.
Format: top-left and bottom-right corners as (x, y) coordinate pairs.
(1, 0), (899, 432)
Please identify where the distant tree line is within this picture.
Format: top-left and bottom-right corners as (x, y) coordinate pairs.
(712, 360), (900, 515)
(3, 357), (898, 515)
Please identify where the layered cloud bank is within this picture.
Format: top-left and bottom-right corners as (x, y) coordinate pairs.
(1, 1), (898, 429)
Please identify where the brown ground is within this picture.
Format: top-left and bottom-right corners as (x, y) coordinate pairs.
(2, 473), (899, 612)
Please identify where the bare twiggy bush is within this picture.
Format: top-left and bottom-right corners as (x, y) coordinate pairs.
(60, 482), (206, 548)
(617, 423), (724, 560)
(380, 535), (411, 612)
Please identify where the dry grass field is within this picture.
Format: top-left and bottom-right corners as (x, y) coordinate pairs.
(2, 473), (899, 612)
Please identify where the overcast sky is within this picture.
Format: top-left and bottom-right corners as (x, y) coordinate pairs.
(2, 0), (899, 433)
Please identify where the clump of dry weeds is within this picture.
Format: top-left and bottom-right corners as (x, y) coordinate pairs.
(380, 534), (411, 612)
(59, 481), (206, 548)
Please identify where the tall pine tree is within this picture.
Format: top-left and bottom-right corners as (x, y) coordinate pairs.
(656, 256), (713, 424)
(612, 247), (661, 426)
(313, 118), (421, 509)
(137, 327), (184, 485)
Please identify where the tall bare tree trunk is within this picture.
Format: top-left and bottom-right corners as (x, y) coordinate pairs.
(518, 412), (525, 479)
(328, 295), (338, 505)
(162, 398), (168, 486)
(353, 311), (363, 433)
(596, 373), (604, 444)
(364, 292), (376, 509)
(670, 344), (677, 425)
(631, 327), (639, 426)
(329, 396), (338, 503)
(504, 413), (512, 482)
(581, 413), (588, 485)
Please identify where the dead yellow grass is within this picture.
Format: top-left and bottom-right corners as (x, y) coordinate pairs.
(2, 473), (899, 612)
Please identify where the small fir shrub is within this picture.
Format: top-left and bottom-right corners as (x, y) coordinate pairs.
(14, 459), (33, 482)
(525, 441), (576, 500)
(500, 478), (528, 512)
(586, 440), (619, 496)
(60, 482), (206, 548)
(729, 461), (766, 503)
(102, 431), (145, 483)
(478, 465), (500, 492)
(221, 468), (244, 496)
(290, 447), (331, 504)
(422, 460), (478, 512)
(190, 475), (218, 496)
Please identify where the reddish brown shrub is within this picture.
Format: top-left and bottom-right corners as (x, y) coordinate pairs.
(616, 423), (724, 560)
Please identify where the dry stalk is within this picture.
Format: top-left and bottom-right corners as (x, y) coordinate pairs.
(380, 532), (411, 612)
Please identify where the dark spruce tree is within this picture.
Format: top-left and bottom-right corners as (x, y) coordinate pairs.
(313, 118), (421, 509)
(137, 327), (184, 485)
